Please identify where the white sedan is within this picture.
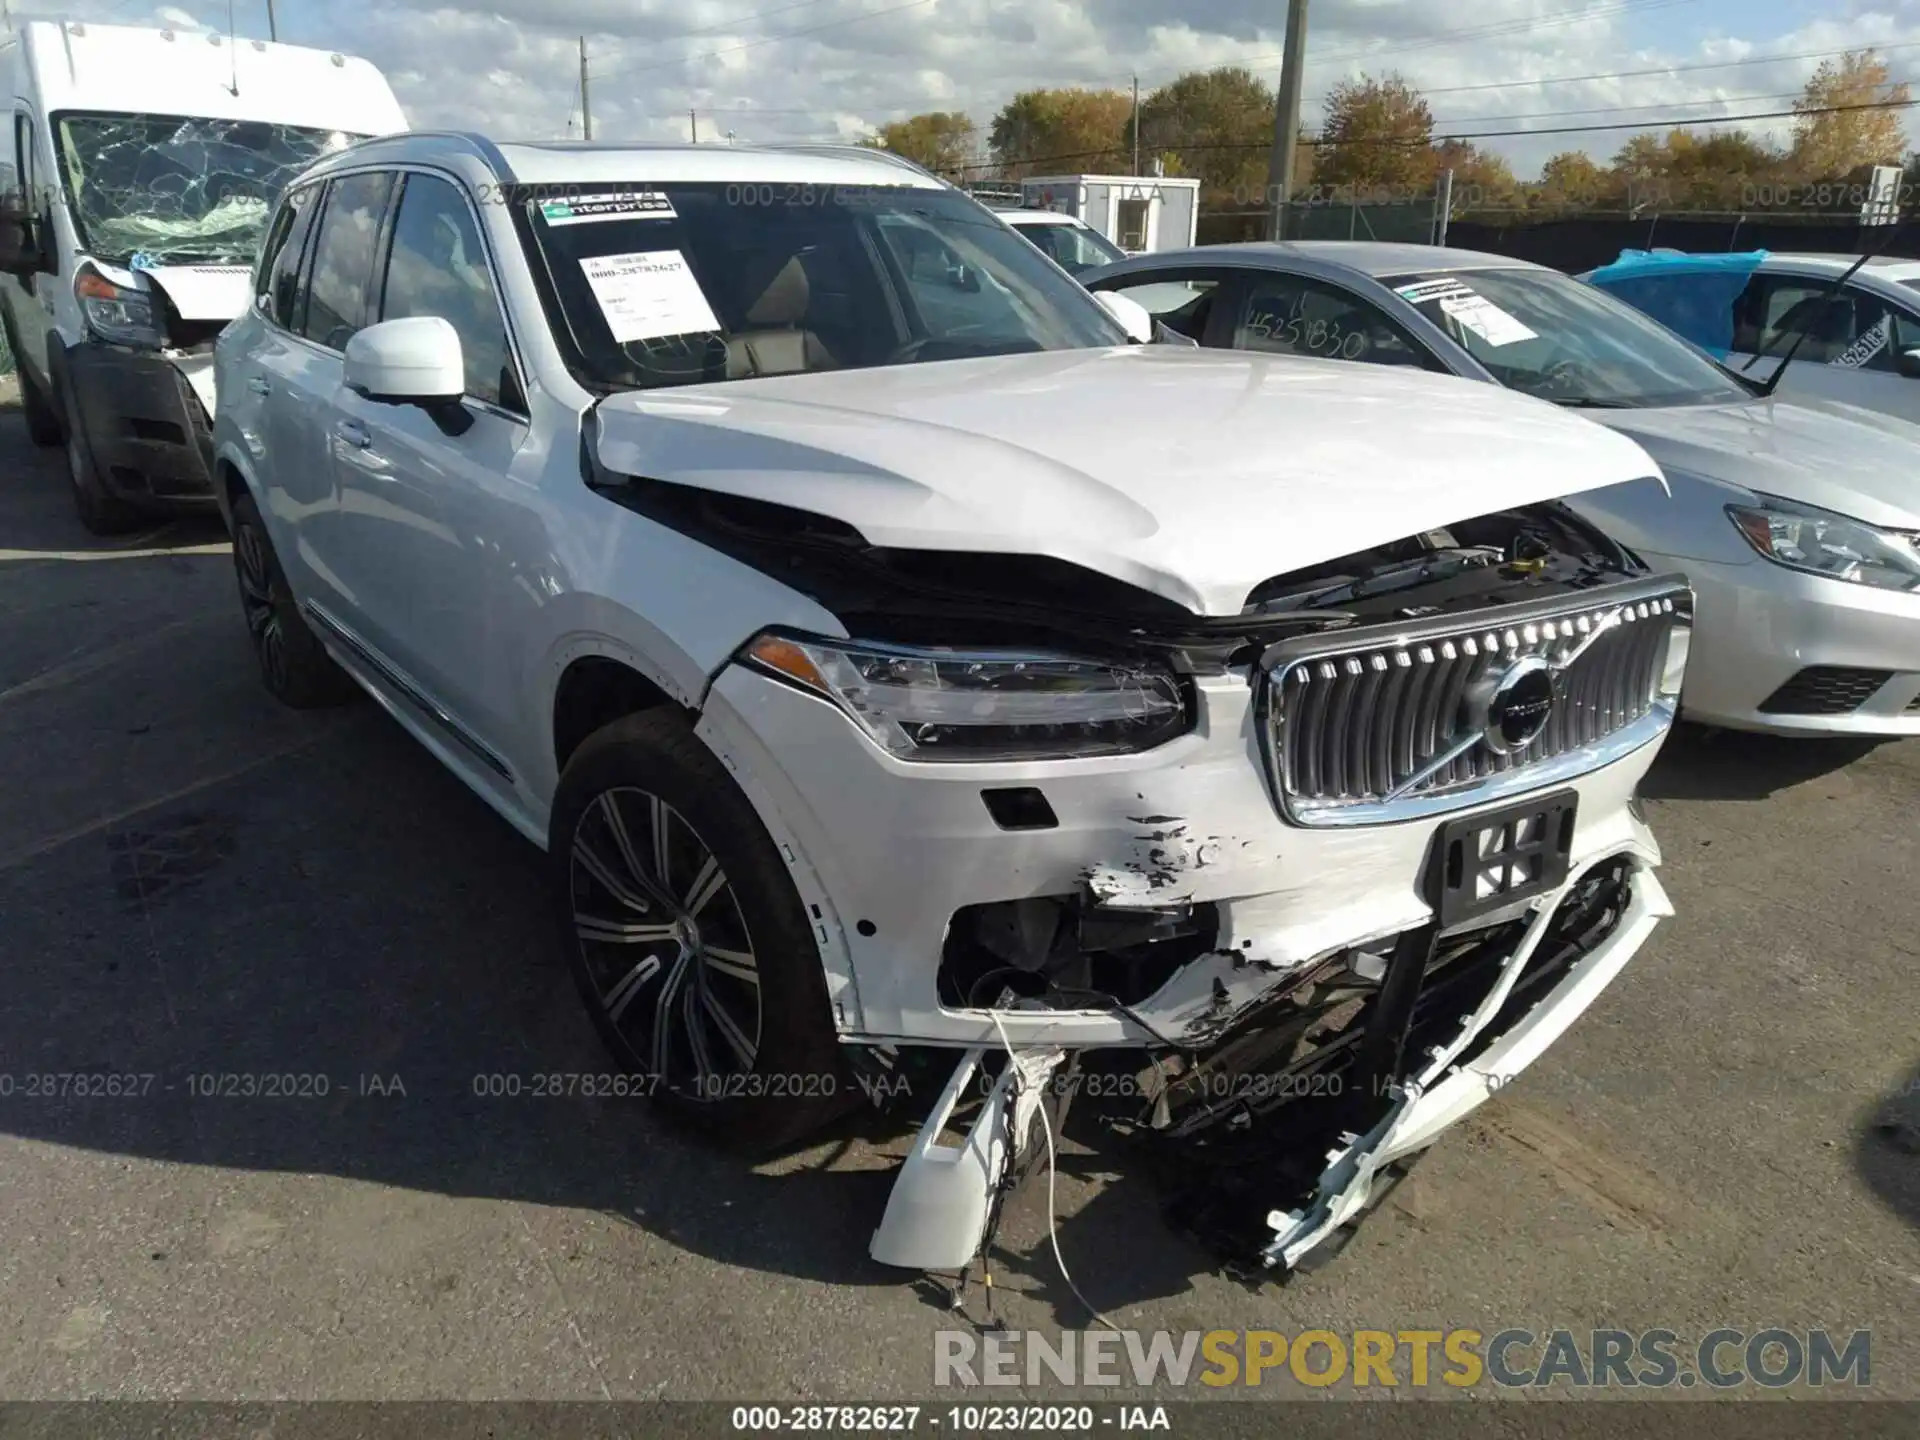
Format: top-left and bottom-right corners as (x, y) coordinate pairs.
(1085, 241), (1920, 736)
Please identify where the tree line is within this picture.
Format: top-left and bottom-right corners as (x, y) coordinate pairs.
(861, 50), (1912, 218)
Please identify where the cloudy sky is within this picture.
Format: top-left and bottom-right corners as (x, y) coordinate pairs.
(20, 0), (1920, 175)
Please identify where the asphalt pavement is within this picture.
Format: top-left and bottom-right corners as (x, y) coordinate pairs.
(0, 384), (1915, 1404)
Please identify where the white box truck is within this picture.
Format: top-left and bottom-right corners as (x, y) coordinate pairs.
(0, 21), (406, 532)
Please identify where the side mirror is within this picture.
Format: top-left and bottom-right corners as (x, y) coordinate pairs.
(1897, 347), (1920, 379)
(0, 201), (42, 279)
(344, 316), (465, 406)
(1094, 289), (1155, 345)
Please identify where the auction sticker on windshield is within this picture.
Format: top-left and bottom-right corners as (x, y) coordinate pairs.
(580, 250), (722, 343)
(541, 191), (676, 226)
(1396, 277), (1539, 348)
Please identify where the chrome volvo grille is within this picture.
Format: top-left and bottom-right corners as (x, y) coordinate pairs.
(1261, 577), (1692, 827)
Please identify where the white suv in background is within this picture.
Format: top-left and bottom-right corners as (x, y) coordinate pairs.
(214, 133), (1690, 1280)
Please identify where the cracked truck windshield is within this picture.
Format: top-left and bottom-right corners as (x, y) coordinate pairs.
(56, 113), (359, 264)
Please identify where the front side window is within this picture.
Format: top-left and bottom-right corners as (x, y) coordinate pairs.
(1098, 274), (1219, 342)
(1234, 274), (1432, 368)
(511, 182), (1125, 393)
(303, 171), (394, 351)
(378, 173), (515, 408)
(1389, 266), (1752, 408)
(12, 112), (36, 209)
(53, 112), (362, 265)
(256, 182), (319, 329)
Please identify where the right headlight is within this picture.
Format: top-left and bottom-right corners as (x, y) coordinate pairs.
(1727, 497), (1920, 592)
(75, 263), (165, 349)
(744, 633), (1188, 762)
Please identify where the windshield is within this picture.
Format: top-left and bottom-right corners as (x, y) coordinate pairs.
(513, 183), (1126, 392)
(55, 112), (362, 265)
(1386, 266), (1752, 409)
(1016, 218), (1127, 274)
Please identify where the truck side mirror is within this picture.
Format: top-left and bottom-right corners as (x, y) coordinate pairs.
(0, 200), (43, 280)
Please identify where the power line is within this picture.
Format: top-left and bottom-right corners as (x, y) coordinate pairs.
(589, 0), (939, 84)
(1111, 0), (1707, 94)
(1310, 0), (1706, 69)
(1376, 39), (1920, 103)
(580, 0), (853, 69)
(1434, 79), (1909, 128)
(953, 95), (1920, 174)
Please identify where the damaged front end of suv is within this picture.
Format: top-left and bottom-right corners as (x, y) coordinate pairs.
(589, 395), (1692, 1280)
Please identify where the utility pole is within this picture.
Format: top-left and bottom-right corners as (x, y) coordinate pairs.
(1131, 75), (1140, 176)
(689, 109), (698, 143)
(265, 0), (276, 40)
(1265, 0), (1310, 241)
(579, 37), (592, 141)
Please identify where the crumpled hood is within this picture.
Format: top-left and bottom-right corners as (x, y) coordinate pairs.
(592, 347), (1664, 616)
(1592, 395), (1920, 530)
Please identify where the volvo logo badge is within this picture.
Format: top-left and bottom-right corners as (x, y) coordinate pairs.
(1480, 656), (1556, 755)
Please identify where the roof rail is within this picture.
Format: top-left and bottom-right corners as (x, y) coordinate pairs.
(380, 130), (517, 182)
(762, 142), (941, 181)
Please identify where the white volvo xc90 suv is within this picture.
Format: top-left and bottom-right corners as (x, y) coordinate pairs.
(213, 133), (1691, 1279)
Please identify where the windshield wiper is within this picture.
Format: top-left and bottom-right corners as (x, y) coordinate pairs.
(1549, 397), (1636, 409)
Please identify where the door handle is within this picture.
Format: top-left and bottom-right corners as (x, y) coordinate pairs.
(335, 418), (373, 450)
(247, 376), (272, 396)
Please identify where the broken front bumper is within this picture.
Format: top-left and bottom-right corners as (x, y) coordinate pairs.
(696, 650), (1675, 1276)
(66, 342), (217, 505)
(697, 661), (1670, 1051)
(1258, 854), (1671, 1269)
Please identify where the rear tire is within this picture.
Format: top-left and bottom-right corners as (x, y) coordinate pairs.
(230, 488), (359, 709)
(550, 709), (852, 1149)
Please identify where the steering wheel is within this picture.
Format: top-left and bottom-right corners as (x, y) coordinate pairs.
(1538, 356), (1588, 396)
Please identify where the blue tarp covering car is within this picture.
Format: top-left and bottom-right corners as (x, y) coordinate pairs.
(1584, 249), (1769, 358)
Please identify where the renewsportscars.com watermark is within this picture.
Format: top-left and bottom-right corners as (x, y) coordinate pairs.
(934, 1328), (1872, 1391)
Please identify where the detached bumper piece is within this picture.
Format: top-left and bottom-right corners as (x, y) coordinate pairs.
(1157, 839), (1669, 1276)
(67, 345), (217, 502)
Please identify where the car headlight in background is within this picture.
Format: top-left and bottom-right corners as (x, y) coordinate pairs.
(1727, 497), (1920, 592)
(745, 633), (1188, 761)
(75, 265), (165, 349)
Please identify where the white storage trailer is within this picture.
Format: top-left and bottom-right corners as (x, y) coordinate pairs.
(1018, 174), (1200, 255)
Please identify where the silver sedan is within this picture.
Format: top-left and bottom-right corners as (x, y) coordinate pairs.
(1084, 241), (1920, 737)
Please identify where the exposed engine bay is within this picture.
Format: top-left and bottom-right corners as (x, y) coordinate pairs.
(587, 445), (1647, 665)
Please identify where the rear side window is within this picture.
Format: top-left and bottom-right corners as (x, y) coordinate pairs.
(302, 171), (394, 350)
(256, 183), (319, 330)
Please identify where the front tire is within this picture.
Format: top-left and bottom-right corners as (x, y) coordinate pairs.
(230, 489), (359, 709)
(551, 709), (851, 1148)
